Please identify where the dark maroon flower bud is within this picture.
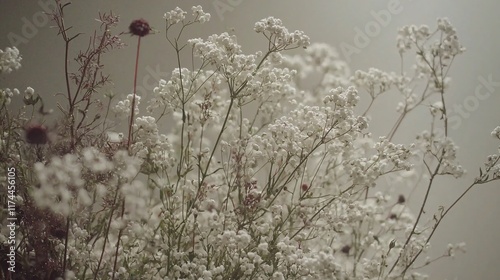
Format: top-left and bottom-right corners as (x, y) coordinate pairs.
(25, 124), (48, 144)
(398, 194), (406, 204)
(341, 245), (351, 255)
(301, 183), (309, 192)
(389, 213), (398, 220)
(129, 19), (151, 37)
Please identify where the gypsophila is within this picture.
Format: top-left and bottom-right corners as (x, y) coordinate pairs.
(0, 46), (21, 74)
(114, 93), (141, 119)
(254, 17), (310, 49)
(82, 147), (114, 172)
(2, 7), (498, 280)
(191, 5), (211, 23)
(32, 154), (85, 216)
(164, 7), (187, 25)
(0, 87), (20, 106)
(491, 126), (500, 139)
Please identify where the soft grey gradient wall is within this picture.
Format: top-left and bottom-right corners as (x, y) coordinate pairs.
(1, 1), (499, 279)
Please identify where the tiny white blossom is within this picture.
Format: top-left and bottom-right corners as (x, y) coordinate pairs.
(0, 46), (22, 74)
(491, 126), (500, 139)
(164, 7), (186, 25)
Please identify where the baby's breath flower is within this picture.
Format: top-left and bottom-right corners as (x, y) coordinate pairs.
(254, 17), (310, 49)
(191, 5), (211, 23)
(114, 93), (141, 119)
(113, 150), (142, 181)
(32, 154), (84, 216)
(4, 6), (490, 279)
(491, 126), (500, 139)
(0, 87), (20, 106)
(164, 7), (186, 25)
(0, 46), (21, 74)
(82, 147), (113, 172)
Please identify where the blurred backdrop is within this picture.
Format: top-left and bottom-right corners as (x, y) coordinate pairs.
(1, 1), (499, 279)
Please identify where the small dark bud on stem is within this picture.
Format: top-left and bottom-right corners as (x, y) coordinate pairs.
(129, 19), (151, 37)
(25, 124), (48, 144)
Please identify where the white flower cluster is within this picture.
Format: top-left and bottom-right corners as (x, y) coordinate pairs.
(0, 46), (21, 74)
(344, 137), (414, 187)
(254, 17), (310, 49)
(189, 33), (243, 67)
(351, 68), (399, 96)
(131, 115), (175, 172)
(191, 5), (211, 23)
(244, 87), (366, 178)
(397, 18), (465, 87)
(396, 24), (430, 53)
(242, 64), (298, 119)
(283, 43), (351, 97)
(164, 7), (186, 25)
(148, 69), (228, 149)
(0, 46), (23, 106)
(113, 93), (141, 119)
(397, 18), (465, 56)
(304, 43), (349, 76)
(0, 87), (20, 106)
(121, 180), (151, 221)
(23, 86), (37, 104)
(491, 126), (500, 139)
(149, 71), (184, 113)
(480, 126), (500, 180)
(323, 86), (361, 108)
(416, 131), (465, 178)
(82, 146), (114, 172)
(8, 7), (492, 280)
(436, 18), (466, 55)
(112, 150), (142, 181)
(32, 154), (86, 216)
(164, 6), (210, 26)
(484, 154), (500, 180)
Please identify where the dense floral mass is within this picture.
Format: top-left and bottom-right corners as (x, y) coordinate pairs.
(1, 3), (500, 280)
(0, 46), (21, 74)
(0, 46), (22, 106)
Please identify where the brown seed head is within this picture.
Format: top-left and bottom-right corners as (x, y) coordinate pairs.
(129, 19), (151, 37)
(341, 245), (351, 255)
(25, 124), (48, 144)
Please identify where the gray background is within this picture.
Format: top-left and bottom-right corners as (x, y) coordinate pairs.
(1, 0), (499, 279)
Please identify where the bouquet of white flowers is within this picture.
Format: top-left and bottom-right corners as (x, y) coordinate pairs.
(1, 3), (499, 280)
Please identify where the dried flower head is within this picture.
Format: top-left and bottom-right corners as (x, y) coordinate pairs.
(25, 123), (48, 144)
(129, 19), (151, 37)
(341, 245), (351, 255)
